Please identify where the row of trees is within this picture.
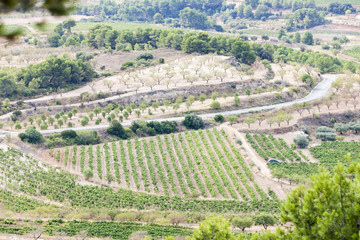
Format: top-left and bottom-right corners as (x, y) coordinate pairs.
(107, 120), (178, 139)
(328, 3), (356, 15)
(4, 86), (285, 131)
(278, 29), (314, 45)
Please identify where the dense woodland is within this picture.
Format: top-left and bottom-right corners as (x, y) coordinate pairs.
(75, 0), (357, 32)
(48, 24), (344, 69)
(0, 56), (96, 98)
(77, 0), (225, 30)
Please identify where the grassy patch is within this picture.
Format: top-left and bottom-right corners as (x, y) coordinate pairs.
(2, 25), (30, 35)
(343, 47), (360, 59)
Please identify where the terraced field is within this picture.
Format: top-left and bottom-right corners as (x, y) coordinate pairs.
(0, 142), (279, 214)
(50, 128), (273, 201)
(310, 141), (360, 168)
(245, 133), (307, 162)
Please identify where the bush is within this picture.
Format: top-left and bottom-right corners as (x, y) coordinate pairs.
(142, 212), (163, 223)
(120, 61), (135, 70)
(76, 52), (94, 61)
(294, 135), (309, 148)
(18, 127), (44, 144)
(107, 120), (130, 139)
(183, 114), (204, 130)
(75, 130), (101, 145)
(315, 126), (337, 141)
(214, 24), (224, 32)
(214, 114), (225, 123)
(167, 212), (185, 225)
(61, 129), (77, 139)
(115, 212), (139, 222)
(130, 120), (177, 137)
(210, 101), (221, 109)
(301, 74), (315, 87)
(136, 53), (153, 61)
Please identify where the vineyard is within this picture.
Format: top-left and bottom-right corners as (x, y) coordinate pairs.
(0, 219), (192, 239)
(343, 47), (360, 60)
(268, 162), (319, 183)
(267, 141), (360, 183)
(245, 133), (317, 183)
(310, 142), (360, 168)
(50, 128), (274, 201)
(245, 133), (307, 162)
(0, 146), (279, 214)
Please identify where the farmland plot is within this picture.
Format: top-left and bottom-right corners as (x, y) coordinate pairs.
(245, 133), (306, 162)
(0, 147), (279, 213)
(50, 128), (275, 201)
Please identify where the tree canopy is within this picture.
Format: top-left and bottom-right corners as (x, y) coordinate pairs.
(18, 127), (44, 144)
(286, 8), (325, 31)
(107, 120), (130, 139)
(183, 114), (205, 130)
(17, 55), (96, 90)
(179, 7), (211, 30)
(76, 0), (224, 23)
(45, 24), (347, 74)
(279, 162), (360, 239)
(187, 215), (235, 240)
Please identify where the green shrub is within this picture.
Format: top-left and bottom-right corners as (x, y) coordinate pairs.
(183, 114), (204, 130)
(18, 127), (44, 144)
(75, 130), (101, 145)
(61, 129), (77, 139)
(214, 114), (225, 123)
(294, 135), (309, 148)
(121, 61), (135, 70)
(210, 101), (221, 109)
(136, 53), (153, 61)
(315, 126), (336, 141)
(107, 120), (130, 139)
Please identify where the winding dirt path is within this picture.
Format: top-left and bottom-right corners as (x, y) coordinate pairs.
(220, 124), (289, 200)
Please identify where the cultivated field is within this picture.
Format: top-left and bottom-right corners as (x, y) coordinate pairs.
(48, 128), (275, 201)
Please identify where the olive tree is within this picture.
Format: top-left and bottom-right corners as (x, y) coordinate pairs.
(232, 217), (254, 232)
